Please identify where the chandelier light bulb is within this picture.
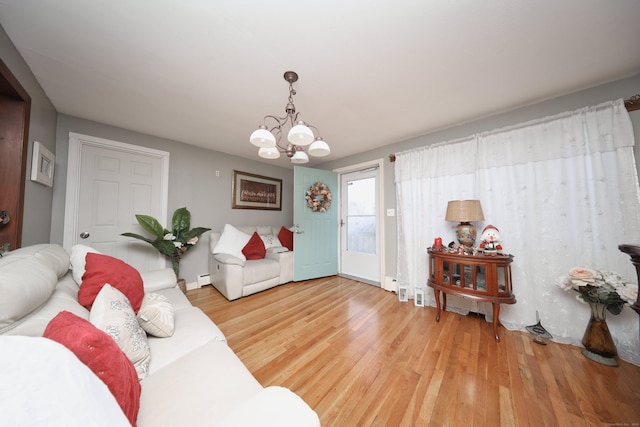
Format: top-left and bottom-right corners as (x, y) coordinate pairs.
(258, 147), (280, 159)
(288, 121), (314, 146)
(308, 137), (330, 157)
(250, 125), (276, 148)
(290, 150), (309, 164)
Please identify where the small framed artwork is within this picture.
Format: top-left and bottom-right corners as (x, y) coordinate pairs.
(30, 141), (55, 187)
(398, 284), (408, 302)
(232, 170), (282, 210)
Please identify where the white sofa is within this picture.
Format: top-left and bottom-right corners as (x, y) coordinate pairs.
(209, 225), (294, 301)
(0, 244), (318, 427)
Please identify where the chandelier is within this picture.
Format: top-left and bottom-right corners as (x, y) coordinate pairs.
(250, 71), (330, 164)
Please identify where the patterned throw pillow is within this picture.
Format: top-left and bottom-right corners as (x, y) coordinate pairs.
(259, 234), (283, 249)
(137, 293), (174, 338)
(90, 284), (151, 380)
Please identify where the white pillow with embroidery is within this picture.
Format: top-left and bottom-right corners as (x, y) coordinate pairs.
(90, 284), (151, 380)
(260, 234), (283, 249)
(137, 293), (174, 338)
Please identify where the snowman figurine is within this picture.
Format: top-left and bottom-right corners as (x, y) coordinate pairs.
(479, 224), (503, 255)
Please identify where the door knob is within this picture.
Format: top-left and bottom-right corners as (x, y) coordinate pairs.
(80, 232), (90, 239)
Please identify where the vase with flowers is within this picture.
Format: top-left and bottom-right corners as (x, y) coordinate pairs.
(122, 207), (210, 279)
(557, 267), (638, 366)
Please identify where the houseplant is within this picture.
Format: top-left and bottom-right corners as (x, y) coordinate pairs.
(122, 207), (210, 278)
(557, 267), (637, 365)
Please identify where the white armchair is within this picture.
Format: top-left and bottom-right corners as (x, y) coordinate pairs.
(208, 226), (293, 301)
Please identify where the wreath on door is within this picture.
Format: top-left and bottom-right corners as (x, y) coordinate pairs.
(305, 182), (332, 212)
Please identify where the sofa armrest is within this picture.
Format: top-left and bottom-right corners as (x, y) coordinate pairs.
(266, 246), (289, 254)
(213, 253), (246, 267)
(140, 268), (177, 292)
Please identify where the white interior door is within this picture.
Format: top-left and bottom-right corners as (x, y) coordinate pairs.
(293, 166), (338, 281)
(63, 133), (169, 273)
(339, 167), (380, 284)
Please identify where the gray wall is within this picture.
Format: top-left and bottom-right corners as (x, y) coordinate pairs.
(0, 24), (58, 246)
(52, 114), (293, 283)
(320, 74), (640, 279)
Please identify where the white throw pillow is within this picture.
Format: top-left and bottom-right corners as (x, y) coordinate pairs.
(260, 234), (283, 249)
(69, 244), (101, 285)
(137, 293), (174, 338)
(213, 224), (251, 261)
(0, 336), (130, 427)
(90, 284), (151, 380)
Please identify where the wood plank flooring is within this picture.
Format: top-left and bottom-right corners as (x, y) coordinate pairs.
(187, 276), (640, 427)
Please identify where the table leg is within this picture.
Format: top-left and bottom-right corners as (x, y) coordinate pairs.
(433, 290), (441, 322)
(492, 303), (501, 342)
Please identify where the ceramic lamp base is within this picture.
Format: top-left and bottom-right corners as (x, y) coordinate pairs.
(455, 222), (477, 247)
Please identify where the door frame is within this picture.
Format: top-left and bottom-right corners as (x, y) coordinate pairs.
(0, 58), (31, 250)
(63, 132), (170, 251)
(334, 158), (385, 285)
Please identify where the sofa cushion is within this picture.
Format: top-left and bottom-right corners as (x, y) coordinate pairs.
(146, 306), (226, 375)
(243, 232), (266, 260)
(29, 244), (71, 278)
(137, 292), (175, 338)
(69, 244), (101, 285)
(43, 311), (141, 426)
(213, 224), (252, 261)
(243, 258), (281, 285)
(0, 254), (58, 333)
(90, 284), (151, 380)
(218, 386), (321, 427)
(78, 253), (144, 313)
(278, 226), (294, 251)
(0, 336), (130, 427)
(138, 341), (263, 426)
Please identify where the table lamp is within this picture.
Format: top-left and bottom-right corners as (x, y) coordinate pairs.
(445, 200), (484, 247)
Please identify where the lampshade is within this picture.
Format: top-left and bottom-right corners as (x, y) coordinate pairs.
(445, 200), (484, 222)
(250, 125), (276, 148)
(258, 147), (280, 159)
(290, 150), (309, 164)
(288, 121), (314, 146)
(308, 138), (330, 157)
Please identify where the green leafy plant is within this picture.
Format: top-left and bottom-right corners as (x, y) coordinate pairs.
(122, 207), (210, 277)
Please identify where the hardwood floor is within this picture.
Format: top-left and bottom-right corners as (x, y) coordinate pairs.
(187, 276), (640, 427)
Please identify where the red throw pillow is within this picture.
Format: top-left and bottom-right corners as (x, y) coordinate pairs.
(78, 253), (144, 313)
(242, 232), (266, 260)
(278, 226), (294, 251)
(43, 311), (141, 426)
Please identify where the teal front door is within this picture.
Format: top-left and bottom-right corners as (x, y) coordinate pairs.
(293, 166), (338, 281)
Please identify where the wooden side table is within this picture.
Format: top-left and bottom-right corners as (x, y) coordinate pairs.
(427, 248), (516, 341)
(618, 244), (640, 316)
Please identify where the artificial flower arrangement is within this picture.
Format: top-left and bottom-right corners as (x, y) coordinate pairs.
(122, 207), (210, 277)
(557, 267), (637, 315)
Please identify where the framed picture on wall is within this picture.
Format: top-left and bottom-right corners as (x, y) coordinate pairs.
(232, 170), (282, 210)
(30, 141), (55, 187)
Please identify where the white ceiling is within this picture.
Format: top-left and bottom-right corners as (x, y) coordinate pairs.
(1, 0), (639, 168)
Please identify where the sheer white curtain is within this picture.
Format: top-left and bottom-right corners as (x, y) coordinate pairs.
(395, 99), (640, 365)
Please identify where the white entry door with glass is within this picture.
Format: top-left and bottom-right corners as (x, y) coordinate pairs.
(340, 167), (380, 284)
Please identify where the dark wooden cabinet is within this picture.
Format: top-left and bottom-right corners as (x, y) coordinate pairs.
(427, 248), (516, 341)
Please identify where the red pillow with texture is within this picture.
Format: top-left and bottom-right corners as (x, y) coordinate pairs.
(78, 253), (144, 313)
(242, 232), (266, 260)
(278, 226), (294, 251)
(43, 311), (141, 426)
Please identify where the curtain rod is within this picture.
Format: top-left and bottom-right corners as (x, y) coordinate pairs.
(389, 94), (640, 162)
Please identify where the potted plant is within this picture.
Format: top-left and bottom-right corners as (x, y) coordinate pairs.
(122, 207), (210, 278)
